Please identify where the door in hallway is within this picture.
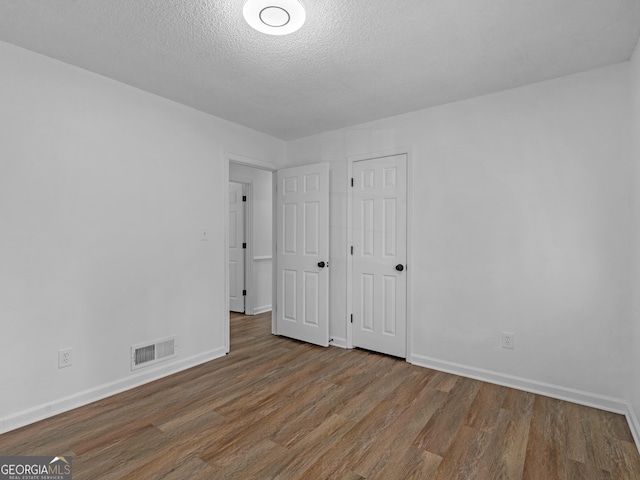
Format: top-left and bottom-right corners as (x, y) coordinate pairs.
(229, 181), (245, 313)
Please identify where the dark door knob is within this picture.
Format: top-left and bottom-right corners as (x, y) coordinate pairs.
(395, 264), (404, 272)
(317, 261), (326, 268)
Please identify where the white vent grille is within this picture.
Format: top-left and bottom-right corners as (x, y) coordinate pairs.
(135, 345), (155, 366)
(131, 337), (176, 371)
(156, 339), (175, 359)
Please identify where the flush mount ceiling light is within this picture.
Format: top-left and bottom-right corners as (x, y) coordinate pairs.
(243, 0), (306, 35)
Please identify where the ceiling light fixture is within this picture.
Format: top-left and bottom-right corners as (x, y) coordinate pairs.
(243, 0), (306, 35)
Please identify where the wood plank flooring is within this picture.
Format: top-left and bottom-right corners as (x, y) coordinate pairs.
(1, 312), (639, 479)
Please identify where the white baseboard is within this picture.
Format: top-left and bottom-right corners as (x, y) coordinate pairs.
(0, 347), (227, 435)
(252, 305), (272, 315)
(627, 404), (640, 455)
(329, 336), (347, 348)
(409, 354), (629, 415)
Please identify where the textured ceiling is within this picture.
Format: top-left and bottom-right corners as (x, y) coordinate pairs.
(1, 0), (639, 140)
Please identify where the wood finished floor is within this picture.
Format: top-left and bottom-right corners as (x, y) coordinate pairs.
(1, 312), (639, 479)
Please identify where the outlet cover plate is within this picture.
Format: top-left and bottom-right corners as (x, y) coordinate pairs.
(58, 348), (73, 368)
(501, 333), (514, 350)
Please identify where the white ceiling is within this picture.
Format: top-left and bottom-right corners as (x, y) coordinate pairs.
(1, 0), (639, 140)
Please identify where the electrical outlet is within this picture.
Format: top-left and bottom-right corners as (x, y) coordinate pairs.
(501, 333), (514, 350)
(58, 348), (73, 368)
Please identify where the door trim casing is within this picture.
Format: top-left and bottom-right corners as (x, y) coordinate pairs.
(346, 147), (413, 361)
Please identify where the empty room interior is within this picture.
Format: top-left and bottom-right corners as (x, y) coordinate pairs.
(3, 0), (640, 478)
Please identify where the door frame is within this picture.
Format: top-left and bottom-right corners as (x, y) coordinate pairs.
(224, 152), (278, 353)
(346, 147), (414, 360)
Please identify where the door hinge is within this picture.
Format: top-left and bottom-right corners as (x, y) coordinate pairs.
(242, 195), (247, 202)
(243, 290), (247, 296)
(350, 246), (354, 255)
(351, 178), (354, 187)
(350, 314), (353, 323)
(243, 242), (247, 249)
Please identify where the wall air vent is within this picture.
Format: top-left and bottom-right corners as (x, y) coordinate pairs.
(131, 336), (176, 371)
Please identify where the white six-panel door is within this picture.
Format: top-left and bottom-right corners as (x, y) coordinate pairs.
(229, 182), (245, 313)
(276, 163), (330, 347)
(352, 154), (407, 357)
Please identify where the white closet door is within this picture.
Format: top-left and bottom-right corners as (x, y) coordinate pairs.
(352, 154), (407, 357)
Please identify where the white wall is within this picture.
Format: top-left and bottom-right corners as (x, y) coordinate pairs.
(287, 62), (634, 408)
(0, 41), (285, 432)
(630, 36), (640, 441)
(229, 163), (273, 314)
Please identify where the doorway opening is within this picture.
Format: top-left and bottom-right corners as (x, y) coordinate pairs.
(225, 154), (276, 353)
